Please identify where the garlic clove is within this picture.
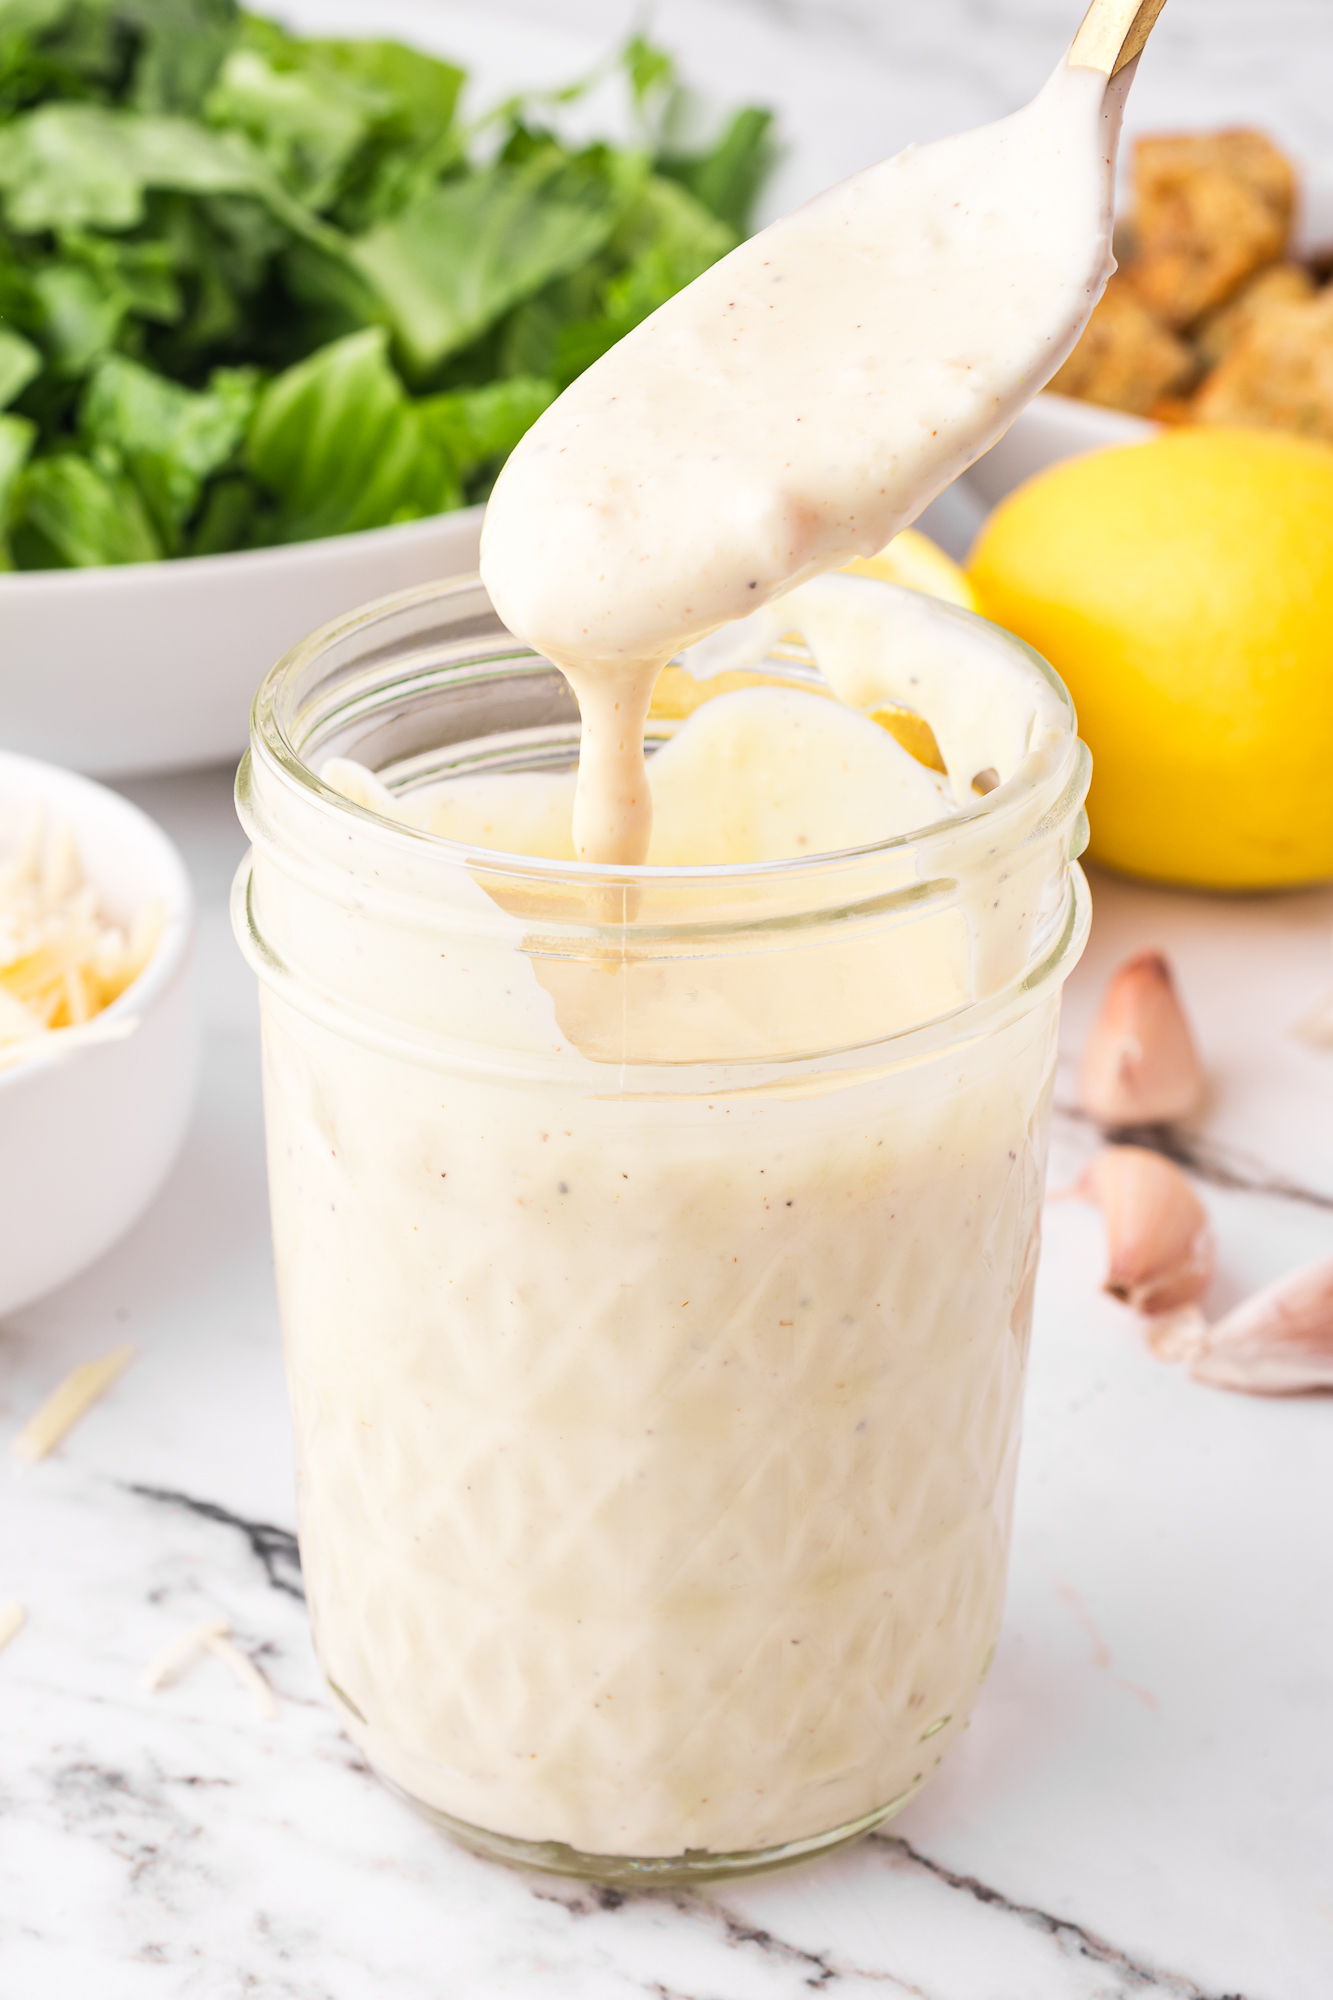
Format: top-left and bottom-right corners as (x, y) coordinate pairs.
(1076, 1145), (1215, 1316)
(1079, 950), (1205, 1126)
(1143, 1304), (1209, 1361)
(1189, 1257), (1333, 1395)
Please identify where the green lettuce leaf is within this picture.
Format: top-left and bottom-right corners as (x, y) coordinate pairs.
(552, 173), (735, 383)
(0, 0), (123, 117)
(219, 24), (465, 227)
(0, 101), (341, 248)
(419, 373), (554, 493)
(660, 106), (775, 234)
(31, 262), (124, 372)
(146, 189), (289, 360)
(352, 147), (646, 381)
(622, 33), (675, 110)
(0, 18), (774, 567)
(246, 325), (460, 542)
(13, 448), (161, 564)
(0, 0), (240, 113)
(0, 102), (255, 231)
(0, 0), (74, 34)
(0, 325), (41, 406)
(121, 0), (241, 115)
(303, 34), (463, 155)
(187, 466), (254, 553)
(79, 349), (257, 546)
(204, 43), (379, 210)
(28, 232), (180, 374)
(0, 408), (36, 566)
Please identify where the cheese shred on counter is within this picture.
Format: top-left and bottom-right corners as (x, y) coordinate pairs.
(1, 807), (160, 1069)
(0, 1600), (26, 1654)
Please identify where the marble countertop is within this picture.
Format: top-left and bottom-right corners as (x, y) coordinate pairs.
(7, 773), (1332, 2000)
(5, 3), (1333, 1994)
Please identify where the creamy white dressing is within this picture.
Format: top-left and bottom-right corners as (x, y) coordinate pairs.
(480, 52), (1129, 863)
(272, 594), (1082, 1866)
(256, 33), (1132, 1867)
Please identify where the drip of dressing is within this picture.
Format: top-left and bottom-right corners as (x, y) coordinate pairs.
(480, 49), (1131, 865)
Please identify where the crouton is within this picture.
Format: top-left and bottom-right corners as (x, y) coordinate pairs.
(1132, 130), (1295, 326)
(1192, 289), (1333, 440)
(1048, 271), (1195, 414)
(1194, 262), (1316, 370)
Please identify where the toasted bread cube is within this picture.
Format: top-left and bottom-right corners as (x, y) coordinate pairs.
(1047, 271), (1195, 414)
(1132, 129), (1295, 326)
(1193, 289), (1333, 440)
(1195, 262), (1316, 370)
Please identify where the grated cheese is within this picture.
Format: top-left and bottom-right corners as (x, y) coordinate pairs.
(142, 1616), (278, 1721)
(205, 1630), (280, 1721)
(141, 1617), (232, 1691)
(0, 805), (160, 1073)
(0, 1600), (25, 1653)
(11, 1344), (137, 1463)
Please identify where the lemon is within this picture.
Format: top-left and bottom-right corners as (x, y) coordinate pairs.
(969, 429), (1333, 888)
(849, 526), (976, 610)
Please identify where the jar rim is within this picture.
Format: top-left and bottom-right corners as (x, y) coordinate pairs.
(248, 572), (1083, 887)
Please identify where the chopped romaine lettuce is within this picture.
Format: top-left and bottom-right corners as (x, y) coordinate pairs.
(0, 1), (773, 567)
(246, 325), (460, 541)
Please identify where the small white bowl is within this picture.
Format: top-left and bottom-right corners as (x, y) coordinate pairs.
(0, 752), (196, 1318)
(0, 505), (484, 780)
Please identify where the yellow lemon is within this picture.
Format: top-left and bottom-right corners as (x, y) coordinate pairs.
(968, 428), (1333, 889)
(848, 526), (976, 610)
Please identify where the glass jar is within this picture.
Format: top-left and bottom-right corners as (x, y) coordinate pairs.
(233, 574), (1090, 1886)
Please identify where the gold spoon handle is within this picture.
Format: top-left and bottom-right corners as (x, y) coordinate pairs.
(1069, 0), (1169, 77)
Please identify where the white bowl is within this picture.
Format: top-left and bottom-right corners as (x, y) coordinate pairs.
(0, 752), (196, 1317)
(0, 506), (484, 781)
(964, 393), (1156, 511)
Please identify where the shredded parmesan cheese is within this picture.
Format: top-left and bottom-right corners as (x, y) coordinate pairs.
(11, 1344), (137, 1463)
(141, 1617), (232, 1691)
(205, 1630), (280, 1721)
(1, 805), (160, 1072)
(0, 1600), (25, 1653)
(142, 1616), (278, 1721)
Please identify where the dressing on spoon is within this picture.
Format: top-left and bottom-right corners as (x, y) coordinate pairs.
(480, 7), (1149, 865)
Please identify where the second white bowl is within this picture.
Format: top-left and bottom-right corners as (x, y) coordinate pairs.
(0, 752), (196, 1318)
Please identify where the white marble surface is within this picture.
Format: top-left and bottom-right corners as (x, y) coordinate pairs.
(5, 767), (1332, 2000)
(5, 3), (1333, 1994)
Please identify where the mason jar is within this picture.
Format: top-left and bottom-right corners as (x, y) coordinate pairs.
(232, 572), (1090, 1885)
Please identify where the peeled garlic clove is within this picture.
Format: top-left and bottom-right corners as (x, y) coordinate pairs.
(1076, 1145), (1215, 1316)
(1143, 1305), (1209, 1361)
(1190, 1257), (1333, 1395)
(1079, 951), (1205, 1126)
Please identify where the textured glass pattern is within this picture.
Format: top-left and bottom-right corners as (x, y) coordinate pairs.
(263, 992), (1059, 1862)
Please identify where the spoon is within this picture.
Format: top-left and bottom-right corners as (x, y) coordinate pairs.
(1070, 0), (1170, 78)
(482, 0), (1171, 865)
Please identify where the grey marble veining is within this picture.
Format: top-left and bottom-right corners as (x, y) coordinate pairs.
(7, 1468), (1306, 1999)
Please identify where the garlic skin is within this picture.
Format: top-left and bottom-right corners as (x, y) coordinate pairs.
(1079, 951), (1205, 1126)
(1076, 1145), (1215, 1316)
(1190, 1257), (1333, 1396)
(1143, 1305), (1208, 1361)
